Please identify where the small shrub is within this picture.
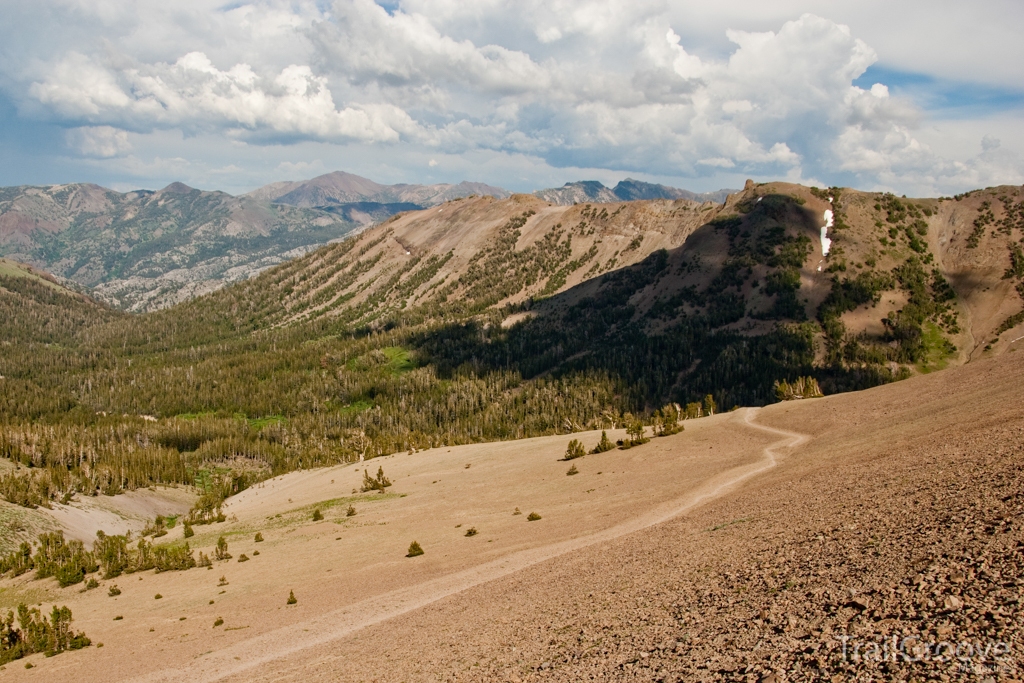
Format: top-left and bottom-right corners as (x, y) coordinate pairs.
(154, 594), (162, 600)
(213, 618), (223, 627)
(237, 554), (249, 563)
(252, 550), (259, 556)
(254, 532), (264, 542)
(361, 466), (393, 493)
(512, 507), (522, 515)
(591, 431), (616, 453)
(287, 590), (297, 605)
(527, 512), (542, 521)
(183, 522), (194, 539)
(107, 585), (121, 597)
(86, 578), (99, 590)
(218, 575), (228, 586)
(566, 464), (578, 476)
(406, 541), (424, 557)
(113, 615), (122, 621)
(346, 505), (356, 517)
(312, 509), (323, 521)
(215, 536), (231, 561)
(464, 527), (478, 537)
(625, 421), (648, 445)
(563, 439), (585, 460)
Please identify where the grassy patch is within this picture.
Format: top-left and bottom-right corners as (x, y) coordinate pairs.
(0, 585), (56, 611)
(287, 493), (400, 520)
(708, 518), (748, 532)
(380, 346), (416, 373)
(337, 400), (373, 416)
(915, 321), (957, 374)
(245, 415), (286, 429)
(0, 502), (57, 555)
(0, 259), (64, 292)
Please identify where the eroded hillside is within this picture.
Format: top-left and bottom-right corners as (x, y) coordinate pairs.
(0, 183), (360, 311)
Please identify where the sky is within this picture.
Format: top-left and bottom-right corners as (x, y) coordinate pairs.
(0, 0), (1022, 197)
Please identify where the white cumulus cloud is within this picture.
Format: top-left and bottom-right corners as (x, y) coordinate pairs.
(0, 0), (1020, 195)
(65, 125), (132, 157)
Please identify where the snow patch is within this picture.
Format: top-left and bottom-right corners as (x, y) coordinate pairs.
(820, 210), (833, 256)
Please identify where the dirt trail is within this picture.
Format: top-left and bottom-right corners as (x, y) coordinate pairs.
(130, 409), (810, 683)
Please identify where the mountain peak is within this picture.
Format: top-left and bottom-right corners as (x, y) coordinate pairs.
(535, 178), (736, 205)
(159, 182), (195, 194)
(247, 171), (510, 209)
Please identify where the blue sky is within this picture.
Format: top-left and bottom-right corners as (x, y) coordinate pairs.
(0, 1), (1021, 196)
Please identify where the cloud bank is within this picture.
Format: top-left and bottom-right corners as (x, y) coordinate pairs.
(1, 0), (1022, 195)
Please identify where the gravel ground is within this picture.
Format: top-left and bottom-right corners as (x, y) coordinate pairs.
(228, 353), (1024, 683)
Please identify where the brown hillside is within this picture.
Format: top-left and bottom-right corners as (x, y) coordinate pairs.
(260, 181), (1024, 370)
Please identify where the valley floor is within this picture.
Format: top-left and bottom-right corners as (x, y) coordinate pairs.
(2, 352), (1022, 682)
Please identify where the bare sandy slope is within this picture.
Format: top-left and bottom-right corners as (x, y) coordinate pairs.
(0, 487), (194, 556)
(41, 487), (196, 544)
(3, 352), (1021, 681)
(0, 413), (784, 681)
(205, 350), (1020, 683)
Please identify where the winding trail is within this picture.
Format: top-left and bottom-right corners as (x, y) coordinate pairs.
(132, 409), (810, 683)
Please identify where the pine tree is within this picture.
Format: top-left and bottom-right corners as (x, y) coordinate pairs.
(703, 394), (717, 416)
(563, 439), (585, 460)
(591, 431), (615, 453)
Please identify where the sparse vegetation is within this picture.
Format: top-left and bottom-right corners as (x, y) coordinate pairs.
(406, 541), (424, 557)
(0, 604), (90, 665)
(464, 527), (478, 537)
(527, 512), (542, 521)
(563, 439), (585, 460)
(287, 590), (297, 605)
(361, 467), (393, 493)
(346, 505), (356, 517)
(773, 377), (824, 401)
(566, 464), (579, 476)
(254, 532), (263, 542)
(591, 431), (616, 453)
(213, 617), (223, 627)
(312, 509), (323, 521)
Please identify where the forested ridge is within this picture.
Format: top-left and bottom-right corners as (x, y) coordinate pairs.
(1, 182), (1022, 514)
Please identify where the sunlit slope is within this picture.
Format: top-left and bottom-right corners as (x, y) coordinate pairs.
(0, 414), (781, 682)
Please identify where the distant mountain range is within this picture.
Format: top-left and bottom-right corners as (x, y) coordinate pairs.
(534, 179), (735, 205)
(246, 171), (510, 208)
(0, 171), (732, 311)
(0, 182), (360, 311)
